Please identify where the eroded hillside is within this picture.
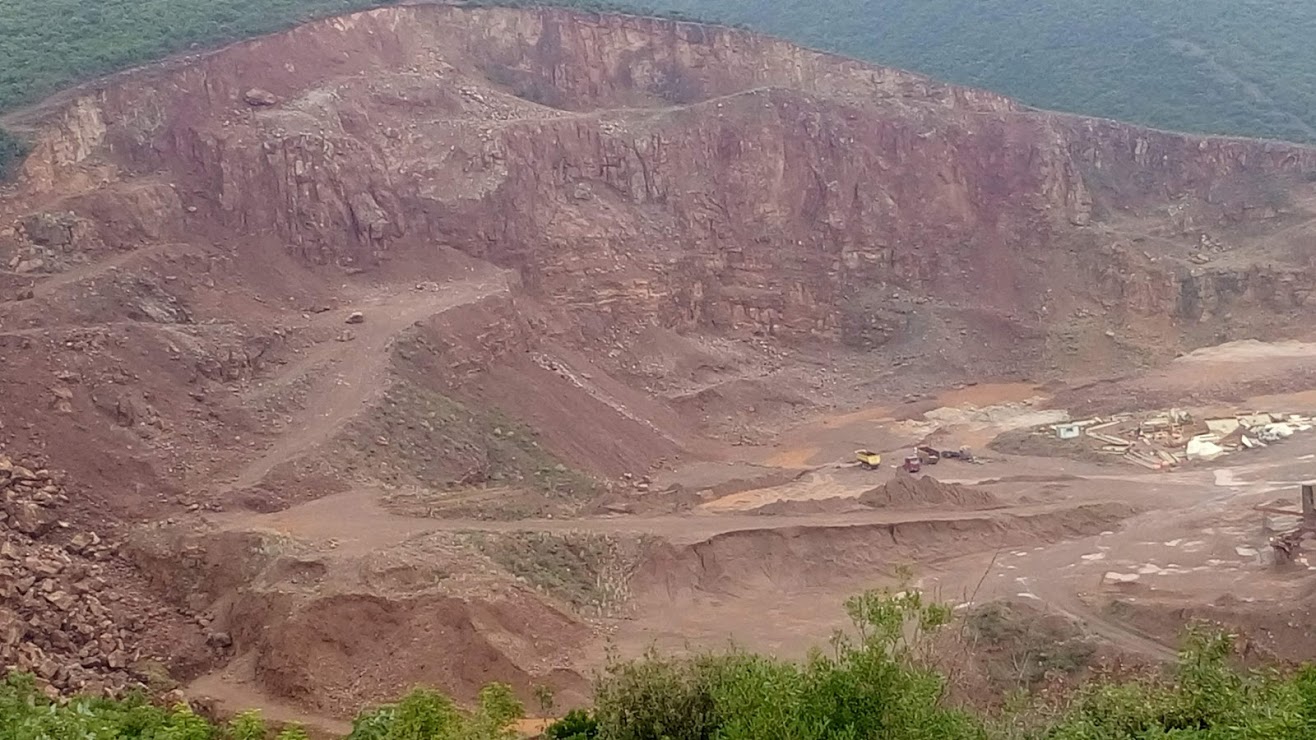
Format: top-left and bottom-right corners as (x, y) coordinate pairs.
(4, 4), (1316, 726)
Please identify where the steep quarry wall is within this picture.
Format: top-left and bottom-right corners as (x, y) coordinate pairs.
(6, 4), (1316, 715)
(10, 5), (1316, 353)
(4, 3), (1316, 511)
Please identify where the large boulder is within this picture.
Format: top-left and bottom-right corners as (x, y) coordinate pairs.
(243, 88), (279, 107)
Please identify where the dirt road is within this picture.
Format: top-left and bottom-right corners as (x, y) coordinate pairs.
(221, 271), (511, 493)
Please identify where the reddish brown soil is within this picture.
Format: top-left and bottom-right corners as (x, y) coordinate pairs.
(7, 3), (1316, 730)
(858, 472), (1003, 509)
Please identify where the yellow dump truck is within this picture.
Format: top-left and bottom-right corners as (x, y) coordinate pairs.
(854, 450), (883, 470)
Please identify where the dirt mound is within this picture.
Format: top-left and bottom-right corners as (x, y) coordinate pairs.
(961, 599), (1098, 692)
(1105, 594), (1316, 665)
(857, 472), (1002, 510)
(251, 591), (591, 717)
(749, 497), (866, 516)
(129, 525), (594, 716)
(636, 502), (1136, 602)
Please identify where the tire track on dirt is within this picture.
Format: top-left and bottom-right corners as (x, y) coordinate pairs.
(220, 272), (511, 493)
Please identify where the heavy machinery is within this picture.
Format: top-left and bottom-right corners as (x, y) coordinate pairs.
(916, 446), (941, 465)
(854, 450), (883, 470)
(902, 455), (922, 473)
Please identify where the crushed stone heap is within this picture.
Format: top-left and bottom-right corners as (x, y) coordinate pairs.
(1, 454), (145, 697)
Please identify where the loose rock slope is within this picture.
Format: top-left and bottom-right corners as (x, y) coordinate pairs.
(0, 453), (207, 697)
(3, 2), (1316, 722)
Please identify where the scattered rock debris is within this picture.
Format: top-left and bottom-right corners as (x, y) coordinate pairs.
(0, 454), (204, 699)
(0, 454), (143, 697)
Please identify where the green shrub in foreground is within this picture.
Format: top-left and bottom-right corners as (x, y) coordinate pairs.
(0, 673), (213, 740)
(1002, 627), (1316, 739)
(8, 589), (1316, 739)
(584, 589), (1316, 740)
(347, 683), (523, 740)
(546, 709), (599, 739)
(590, 588), (984, 740)
(0, 672), (523, 740)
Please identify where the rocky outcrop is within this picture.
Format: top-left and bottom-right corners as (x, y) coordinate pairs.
(9, 5), (1316, 352)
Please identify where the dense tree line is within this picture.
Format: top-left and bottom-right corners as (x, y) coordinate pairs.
(0, 0), (1313, 140)
(638, 0), (1316, 145)
(3, 0), (1315, 175)
(0, 0), (672, 174)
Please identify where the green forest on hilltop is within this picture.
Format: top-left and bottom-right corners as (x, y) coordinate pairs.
(3, 0), (1316, 145)
(640, 0), (1316, 143)
(0, 0), (679, 116)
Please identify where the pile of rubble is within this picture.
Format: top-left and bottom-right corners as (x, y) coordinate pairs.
(1047, 409), (1315, 471)
(0, 455), (143, 697)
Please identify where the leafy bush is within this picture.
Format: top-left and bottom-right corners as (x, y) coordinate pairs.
(347, 684), (523, 740)
(591, 587), (983, 740)
(545, 709), (599, 739)
(0, 675), (522, 740)
(228, 710), (268, 740)
(8, 592), (1316, 740)
(276, 726), (312, 740)
(1008, 627), (1316, 739)
(0, 673), (215, 740)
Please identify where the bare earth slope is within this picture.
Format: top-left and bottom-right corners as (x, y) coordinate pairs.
(6, 4), (1316, 725)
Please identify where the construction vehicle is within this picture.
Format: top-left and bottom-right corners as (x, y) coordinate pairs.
(854, 450), (883, 470)
(943, 446), (975, 462)
(902, 455), (922, 473)
(916, 446), (941, 465)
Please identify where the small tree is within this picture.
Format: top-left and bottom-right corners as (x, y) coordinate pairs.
(533, 684), (557, 716)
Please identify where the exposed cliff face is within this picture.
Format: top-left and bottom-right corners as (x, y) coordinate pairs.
(5, 6), (1315, 522)
(11, 5), (1315, 353)
(5, 5), (1316, 712)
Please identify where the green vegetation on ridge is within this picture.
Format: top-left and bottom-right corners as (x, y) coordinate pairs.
(3, 0), (1316, 150)
(638, 0), (1316, 144)
(0, 0), (689, 116)
(0, 0), (376, 111)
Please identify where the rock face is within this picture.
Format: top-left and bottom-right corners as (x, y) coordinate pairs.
(8, 5), (1316, 351)
(4, 2), (1316, 713)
